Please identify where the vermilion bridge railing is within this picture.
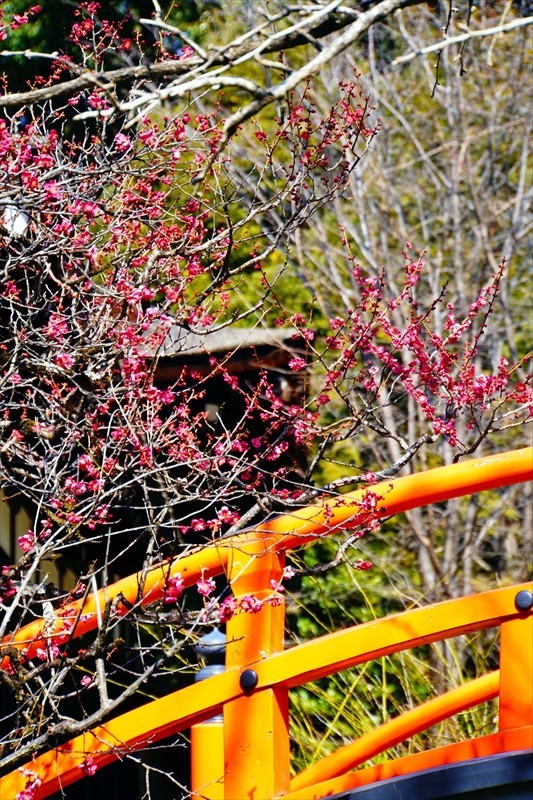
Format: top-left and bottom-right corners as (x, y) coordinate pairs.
(1, 447), (532, 799)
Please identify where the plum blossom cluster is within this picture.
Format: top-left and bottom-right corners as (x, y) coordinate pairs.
(286, 254), (532, 454)
(78, 757), (97, 777)
(158, 565), (300, 623)
(0, 4), (40, 42)
(3, 92), (372, 771)
(163, 575), (185, 605)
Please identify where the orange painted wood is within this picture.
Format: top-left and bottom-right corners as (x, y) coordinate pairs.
(223, 535), (290, 799)
(224, 689), (289, 800)
(258, 447), (533, 553)
(225, 536), (286, 667)
(282, 727), (533, 800)
(4, 447), (531, 666)
(250, 583), (531, 691)
(2, 447), (531, 796)
(499, 614), (533, 731)
(191, 721), (225, 799)
(290, 670), (500, 791)
(3, 584), (530, 798)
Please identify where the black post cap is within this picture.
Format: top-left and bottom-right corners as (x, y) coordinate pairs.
(240, 669), (259, 692)
(515, 589), (533, 612)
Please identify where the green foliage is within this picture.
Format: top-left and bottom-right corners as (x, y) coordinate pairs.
(286, 555), (502, 775)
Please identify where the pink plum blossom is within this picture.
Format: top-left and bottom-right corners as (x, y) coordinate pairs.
(18, 532), (35, 553)
(78, 757), (97, 776)
(164, 574), (184, 604)
(197, 577), (216, 597)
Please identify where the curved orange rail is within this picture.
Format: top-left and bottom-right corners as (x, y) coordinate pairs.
(3, 447), (532, 664)
(284, 727), (533, 800)
(289, 670), (501, 792)
(1, 582), (531, 799)
(1, 447), (532, 799)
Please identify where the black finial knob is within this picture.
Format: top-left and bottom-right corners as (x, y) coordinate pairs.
(240, 669), (259, 692)
(515, 590), (533, 612)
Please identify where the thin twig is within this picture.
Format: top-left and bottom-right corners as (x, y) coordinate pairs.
(392, 16), (533, 66)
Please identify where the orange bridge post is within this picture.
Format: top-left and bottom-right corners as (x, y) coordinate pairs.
(223, 531), (290, 800)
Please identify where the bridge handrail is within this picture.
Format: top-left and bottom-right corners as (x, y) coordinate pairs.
(3, 447), (532, 666)
(1, 581), (531, 799)
(1, 447), (532, 798)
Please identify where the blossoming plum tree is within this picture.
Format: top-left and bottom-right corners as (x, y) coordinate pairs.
(0, 0), (531, 792)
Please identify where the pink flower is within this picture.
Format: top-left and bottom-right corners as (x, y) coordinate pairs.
(21, 171), (39, 190)
(43, 181), (61, 200)
(283, 566), (295, 580)
(355, 559), (373, 571)
(163, 573), (184, 604)
(18, 532), (35, 553)
(289, 357), (306, 371)
(239, 595), (263, 614)
(44, 312), (68, 342)
(11, 14), (29, 29)
(197, 577), (216, 597)
(65, 477), (87, 496)
(217, 507), (240, 525)
(114, 133), (131, 152)
(329, 316), (345, 332)
(191, 518), (206, 532)
(35, 643), (60, 661)
(2, 281), (20, 299)
(16, 768), (41, 800)
(1, 579), (17, 600)
(219, 596), (238, 622)
(78, 757), (97, 776)
(267, 579), (285, 607)
(9, 373), (22, 384)
(268, 592), (284, 607)
(55, 353), (74, 369)
(81, 202), (99, 219)
(87, 503), (110, 529)
(87, 92), (108, 110)
(80, 675), (93, 687)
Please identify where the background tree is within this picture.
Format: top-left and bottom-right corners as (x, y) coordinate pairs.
(0, 1), (531, 796)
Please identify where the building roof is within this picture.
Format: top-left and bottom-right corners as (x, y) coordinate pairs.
(155, 324), (297, 359)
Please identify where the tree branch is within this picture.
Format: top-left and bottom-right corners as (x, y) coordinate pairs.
(392, 15), (533, 66)
(0, 0), (420, 110)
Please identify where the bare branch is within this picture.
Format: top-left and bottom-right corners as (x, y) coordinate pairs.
(392, 15), (533, 66)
